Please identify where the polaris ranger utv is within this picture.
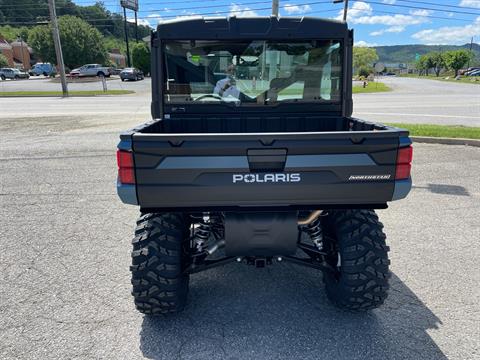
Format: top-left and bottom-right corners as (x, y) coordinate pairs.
(116, 16), (413, 314)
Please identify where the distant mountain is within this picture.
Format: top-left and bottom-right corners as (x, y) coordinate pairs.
(374, 43), (480, 65)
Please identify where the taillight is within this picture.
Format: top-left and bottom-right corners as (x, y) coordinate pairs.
(395, 146), (413, 180)
(117, 150), (135, 184)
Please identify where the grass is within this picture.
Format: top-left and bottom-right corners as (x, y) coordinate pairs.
(0, 90), (135, 97)
(398, 73), (480, 85)
(353, 82), (391, 93)
(242, 82), (392, 96)
(385, 123), (480, 139)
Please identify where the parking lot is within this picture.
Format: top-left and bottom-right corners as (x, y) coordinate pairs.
(0, 99), (479, 359)
(0, 75), (150, 94)
(1, 76), (480, 126)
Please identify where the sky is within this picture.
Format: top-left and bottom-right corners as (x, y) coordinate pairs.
(77, 0), (480, 46)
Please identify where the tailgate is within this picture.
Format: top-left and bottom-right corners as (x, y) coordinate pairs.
(125, 131), (411, 210)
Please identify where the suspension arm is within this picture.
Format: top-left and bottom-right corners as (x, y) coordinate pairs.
(282, 255), (336, 273)
(184, 256), (237, 275)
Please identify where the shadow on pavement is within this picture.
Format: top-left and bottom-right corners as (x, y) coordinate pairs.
(139, 264), (445, 360)
(414, 183), (470, 196)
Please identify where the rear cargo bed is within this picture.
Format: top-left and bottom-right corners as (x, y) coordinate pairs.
(137, 115), (387, 134)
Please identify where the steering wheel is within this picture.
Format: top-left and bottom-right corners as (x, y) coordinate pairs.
(194, 94), (223, 102)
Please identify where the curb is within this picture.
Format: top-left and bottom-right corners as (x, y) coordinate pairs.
(412, 136), (480, 147)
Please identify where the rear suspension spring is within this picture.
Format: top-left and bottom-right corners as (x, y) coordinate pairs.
(193, 215), (211, 252)
(302, 217), (324, 251)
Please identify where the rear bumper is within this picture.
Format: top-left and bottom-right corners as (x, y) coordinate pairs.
(121, 74), (137, 79)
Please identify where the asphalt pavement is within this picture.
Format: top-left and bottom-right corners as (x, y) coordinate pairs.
(0, 113), (479, 359)
(1, 77), (479, 126)
(353, 77), (480, 127)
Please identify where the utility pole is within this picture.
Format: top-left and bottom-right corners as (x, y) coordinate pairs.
(135, 11), (139, 42)
(123, 7), (131, 67)
(467, 36), (474, 69)
(48, 0), (68, 96)
(343, 0), (349, 22)
(18, 35), (26, 71)
(269, 0), (279, 83)
(272, 0), (279, 17)
(333, 0), (349, 22)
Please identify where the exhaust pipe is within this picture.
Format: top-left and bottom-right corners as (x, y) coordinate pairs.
(206, 239), (226, 255)
(297, 210), (324, 226)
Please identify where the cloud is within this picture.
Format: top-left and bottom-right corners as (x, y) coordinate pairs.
(230, 3), (258, 17)
(340, 1), (428, 27)
(335, 1), (372, 21)
(409, 9), (432, 17)
(370, 25), (406, 36)
(283, 4), (312, 15)
(351, 14), (427, 26)
(128, 17), (153, 27)
(412, 16), (480, 44)
(382, 0), (396, 4)
(460, 0), (480, 8)
(348, 1), (373, 18)
(355, 40), (378, 47)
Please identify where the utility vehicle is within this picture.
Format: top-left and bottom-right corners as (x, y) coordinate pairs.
(116, 17), (413, 314)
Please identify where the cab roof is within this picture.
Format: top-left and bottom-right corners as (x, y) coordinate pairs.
(155, 16), (348, 41)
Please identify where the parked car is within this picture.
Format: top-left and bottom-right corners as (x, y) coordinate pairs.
(0, 68), (30, 80)
(120, 67), (144, 81)
(69, 64), (111, 77)
(466, 69), (480, 76)
(117, 17), (414, 315)
(462, 67), (480, 76)
(29, 62), (56, 77)
(109, 67), (122, 76)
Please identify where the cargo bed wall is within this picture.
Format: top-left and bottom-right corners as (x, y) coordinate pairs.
(129, 129), (404, 210)
(139, 116), (383, 134)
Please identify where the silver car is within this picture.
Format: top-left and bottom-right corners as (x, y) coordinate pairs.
(0, 68), (30, 80)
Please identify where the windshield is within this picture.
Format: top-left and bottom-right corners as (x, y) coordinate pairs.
(163, 40), (342, 105)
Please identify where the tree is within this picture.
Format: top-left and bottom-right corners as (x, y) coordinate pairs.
(353, 47), (379, 74)
(0, 53), (9, 67)
(29, 15), (107, 69)
(132, 42), (151, 75)
(416, 54), (434, 76)
(443, 50), (473, 77)
(0, 1), (151, 40)
(429, 52), (445, 77)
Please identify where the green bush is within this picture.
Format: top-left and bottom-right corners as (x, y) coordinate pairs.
(358, 67), (371, 78)
(132, 42), (151, 75)
(29, 16), (107, 69)
(0, 53), (9, 67)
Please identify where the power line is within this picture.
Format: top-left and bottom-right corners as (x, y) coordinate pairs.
(394, 0), (480, 12)
(371, 9), (475, 23)
(1, 0), (478, 25)
(0, 1), (336, 21)
(0, 0), (240, 9)
(364, 0), (480, 16)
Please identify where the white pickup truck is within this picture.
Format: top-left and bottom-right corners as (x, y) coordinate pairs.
(70, 64), (111, 77)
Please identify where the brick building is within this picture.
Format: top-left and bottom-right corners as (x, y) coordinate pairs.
(0, 36), (32, 69)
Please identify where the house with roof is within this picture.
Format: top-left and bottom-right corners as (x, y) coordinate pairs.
(0, 35), (32, 70)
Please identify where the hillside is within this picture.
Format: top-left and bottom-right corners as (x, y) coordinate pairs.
(374, 43), (480, 65)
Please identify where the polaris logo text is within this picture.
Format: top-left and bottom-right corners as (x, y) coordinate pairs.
(233, 173), (301, 184)
(348, 175), (391, 181)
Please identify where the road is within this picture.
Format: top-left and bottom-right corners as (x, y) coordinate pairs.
(0, 113), (479, 359)
(353, 77), (480, 126)
(1, 77), (479, 126)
